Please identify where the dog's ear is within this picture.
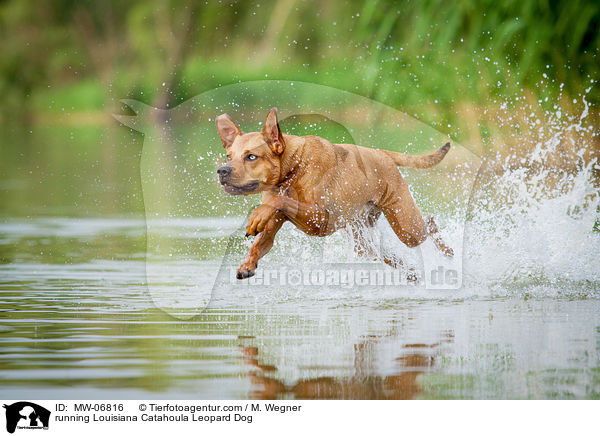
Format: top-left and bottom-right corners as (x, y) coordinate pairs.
(261, 108), (285, 155)
(215, 114), (242, 149)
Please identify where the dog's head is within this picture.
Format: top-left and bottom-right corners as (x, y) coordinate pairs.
(216, 108), (286, 195)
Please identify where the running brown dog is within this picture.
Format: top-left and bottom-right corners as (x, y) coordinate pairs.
(216, 108), (453, 279)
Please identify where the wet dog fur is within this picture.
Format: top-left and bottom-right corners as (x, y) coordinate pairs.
(216, 108), (453, 279)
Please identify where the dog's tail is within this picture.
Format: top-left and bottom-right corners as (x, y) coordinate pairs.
(381, 142), (451, 169)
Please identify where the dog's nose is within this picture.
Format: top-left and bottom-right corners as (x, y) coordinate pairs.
(217, 166), (232, 177)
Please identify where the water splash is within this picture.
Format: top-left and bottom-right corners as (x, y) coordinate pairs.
(461, 89), (600, 296)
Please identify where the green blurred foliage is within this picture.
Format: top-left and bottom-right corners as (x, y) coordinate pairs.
(0, 0), (598, 125)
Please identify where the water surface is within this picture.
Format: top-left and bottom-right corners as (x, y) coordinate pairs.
(2, 217), (599, 399)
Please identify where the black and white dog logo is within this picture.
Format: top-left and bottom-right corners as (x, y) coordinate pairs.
(3, 402), (50, 434)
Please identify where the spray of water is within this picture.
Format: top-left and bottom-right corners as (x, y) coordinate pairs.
(459, 89), (600, 296)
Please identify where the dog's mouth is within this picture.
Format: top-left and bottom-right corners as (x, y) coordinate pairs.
(221, 181), (260, 195)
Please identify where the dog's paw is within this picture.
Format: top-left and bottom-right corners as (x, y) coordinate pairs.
(236, 263), (256, 280)
(246, 205), (275, 236)
(442, 246), (454, 257)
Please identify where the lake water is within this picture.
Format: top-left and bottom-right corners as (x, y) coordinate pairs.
(1, 215), (599, 400)
(1, 93), (599, 399)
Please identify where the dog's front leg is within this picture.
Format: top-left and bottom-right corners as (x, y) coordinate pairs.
(246, 195), (329, 237)
(237, 212), (285, 279)
(245, 199), (284, 237)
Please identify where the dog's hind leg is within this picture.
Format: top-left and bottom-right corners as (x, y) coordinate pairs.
(349, 204), (381, 259)
(350, 205), (414, 279)
(378, 172), (453, 257)
(425, 215), (454, 257)
(237, 212), (286, 279)
(379, 182), (427, 249)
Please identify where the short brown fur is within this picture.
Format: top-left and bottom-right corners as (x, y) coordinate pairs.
(216, 108), (453, 279)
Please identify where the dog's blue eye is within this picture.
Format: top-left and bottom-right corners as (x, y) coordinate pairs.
(226, 155), (231, 161)
(246, 154), (258, 161)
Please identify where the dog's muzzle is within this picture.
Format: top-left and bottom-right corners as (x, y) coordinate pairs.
(217, 165), (232, 182)
(217, 166), (259, 194)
